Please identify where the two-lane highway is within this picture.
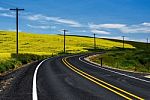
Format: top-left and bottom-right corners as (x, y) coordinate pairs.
(34, 53), (150, 100)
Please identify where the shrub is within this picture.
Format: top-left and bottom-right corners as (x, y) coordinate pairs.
(0, 59), (21, 73)
(11, 53), (50, 64)
(0, 53), (51, 73)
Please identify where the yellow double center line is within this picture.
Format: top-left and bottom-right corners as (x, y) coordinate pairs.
(62, 57), (144, 100)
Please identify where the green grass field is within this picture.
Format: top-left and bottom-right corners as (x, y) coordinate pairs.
(90, 49), (150, 72)
(0, 31), (149, 73)
(89, 38), (150, 73)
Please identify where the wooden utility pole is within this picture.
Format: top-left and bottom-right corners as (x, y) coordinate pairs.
(10, 8), (24, 56)
(94, 33), (96, 50)
(122, 36), (125, 49)
(62, 29), (68, 53)
(147, 38), (149, 49)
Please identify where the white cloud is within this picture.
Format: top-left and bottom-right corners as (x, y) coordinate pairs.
(27, 24), (51, 29)
(91, 29), (110, 34)
(89, 23), (125, 34)
(99, 36), (147, 43)
(89, 23), (126, 29)
(49, 17), (82, 27)
(8, 29), (22, 32)
(141, 22), (150, 26)
(99, 36), (129, 40)
(27, 24), (56, 29)
(129, 39), (147, 43)
(26, 14), (82, 27)
(81, 30), (86, 32)
(0, 13), (15, 18)
(120, 26), (150, 33)
(26, 14), (43, 21)
(89, 23), (150, 34)
(72, 30), (87, 33)
(0, 7), (9, 11)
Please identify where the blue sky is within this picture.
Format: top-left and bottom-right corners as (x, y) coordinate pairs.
(0, 0), (150, 42)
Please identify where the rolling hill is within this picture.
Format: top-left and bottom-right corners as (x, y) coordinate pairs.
(0, 31), (134, 56)
(0, 31), (149, 73)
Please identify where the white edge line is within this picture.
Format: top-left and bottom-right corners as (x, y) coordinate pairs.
(79, 56), (150, 83)
(145, 75), (150, 78)
(32, 58), (49, 100)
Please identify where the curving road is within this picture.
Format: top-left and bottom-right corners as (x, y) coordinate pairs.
(1, 53), (150, 100)
(35, 53), (150, 100)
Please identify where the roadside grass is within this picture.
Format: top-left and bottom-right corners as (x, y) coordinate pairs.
(90, 49), (150, 73)
(0, 53), (51, 73)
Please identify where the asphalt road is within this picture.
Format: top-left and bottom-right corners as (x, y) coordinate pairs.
(36, 53), (150, 100)
(1, 53), (150, 100)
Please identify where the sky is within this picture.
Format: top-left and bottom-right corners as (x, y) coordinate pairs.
(0, 0), (150, 42)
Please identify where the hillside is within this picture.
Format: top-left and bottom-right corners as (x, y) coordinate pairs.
(0, 31), (134, 55)
(102, 38), (150, 50)
(0, 31), (149, 73)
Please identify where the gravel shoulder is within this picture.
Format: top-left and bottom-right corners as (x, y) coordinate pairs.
(0, 61), (40, 100)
